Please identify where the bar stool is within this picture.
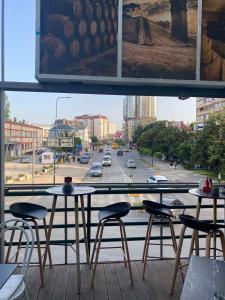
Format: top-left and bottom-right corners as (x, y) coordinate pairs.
(90, 202), (133, 287)
(169, 214), (225, 295)
(142, 200), (178, 279)
(6, 202), (52, 286)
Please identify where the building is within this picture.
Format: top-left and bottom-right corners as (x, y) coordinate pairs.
(74, 115), (116, 140)
(35, 124), (52, 147)
(123, 96), (157, 142)
(196, 98), (225, 125)
(5, 120), (43, 158)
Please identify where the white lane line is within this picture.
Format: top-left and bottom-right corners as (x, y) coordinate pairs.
(112, 151), (127, 183)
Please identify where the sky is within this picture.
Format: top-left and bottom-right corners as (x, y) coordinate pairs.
(2, 0), (196, 129)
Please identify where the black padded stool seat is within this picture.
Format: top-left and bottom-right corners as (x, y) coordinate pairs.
(98, 202), (131, 221)
(10, 202), (48, 220)
(180, 214), (225, 233)
(143, 200), (174, 218)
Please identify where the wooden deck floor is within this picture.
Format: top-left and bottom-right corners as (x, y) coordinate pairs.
(22, 260), (183, 300)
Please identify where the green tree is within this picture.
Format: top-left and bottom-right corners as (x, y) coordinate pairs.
(4, 94), (11, 120)
(74, 137), (82, 146)
(91, 136), (99, 144)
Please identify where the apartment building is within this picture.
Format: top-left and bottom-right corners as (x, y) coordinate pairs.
(5, 120), (43, 158)
(196, 98), (225, 125)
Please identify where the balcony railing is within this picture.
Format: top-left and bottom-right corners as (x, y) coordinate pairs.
(4, 183), (225, 264)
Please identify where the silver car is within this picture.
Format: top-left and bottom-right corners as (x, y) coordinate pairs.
(90, 165), (103, 177)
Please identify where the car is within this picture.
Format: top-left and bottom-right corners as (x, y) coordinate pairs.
(99, 147), (103, 152)
(92, 162), (103, 169)
(105, 150), (111, 156)
(156, 198), (185, 219)
(20, 156), (30, 163)
(125, 159), (136, 168)
(117, 150), (123, 156)
(90, 165), (103, 177)
(79, 156), (89, 164)
(83, 152), (91, 158)
(102, 156), (112, 166)
(147, 175), (169, 183)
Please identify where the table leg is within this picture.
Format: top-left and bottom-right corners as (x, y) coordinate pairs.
(65, 196), (68, 265)
(213, 198), (217, 259)
(74, 195), (81, 294)
(87, 194), (91, 257)
(43, 195), (57, 270)
(80, 195), (90, 264)
(189, 197), (202, 259)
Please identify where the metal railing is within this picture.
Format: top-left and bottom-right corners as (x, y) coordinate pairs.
(4, 183), (225, 264)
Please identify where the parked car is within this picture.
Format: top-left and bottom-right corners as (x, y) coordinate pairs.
(102, 156), (112, 166)
(125, 159), (136, 168)
(90, 165), (103, 177)
(79, 156), (89, 164)
(20, 156), (30, 163)
(147, 175), (169, 183)
(117, 150), (123, 156)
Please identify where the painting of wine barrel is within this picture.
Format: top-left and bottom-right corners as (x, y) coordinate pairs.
(201, 0), (225, 81)
(39, 0), (118, 77)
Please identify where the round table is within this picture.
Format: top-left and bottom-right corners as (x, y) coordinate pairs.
(189, 188), (225, 259)
(43, 185), (96, 294)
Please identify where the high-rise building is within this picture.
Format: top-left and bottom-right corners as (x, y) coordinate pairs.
(196, 98), (225, 125)
(123, 96), (157, 142)
(74, 115), (116, 140)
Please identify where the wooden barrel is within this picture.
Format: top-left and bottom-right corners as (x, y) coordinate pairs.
(41, 34), (66, 60)
(95, 2), (102, 19)
(45, 0), (82, 17)
(100, 20), (106, 35)
(90, 20), (98, 36)
(94, 34), (102, 52)
(106, 19), (112, 33)
(70, 39), (80, 57)
(78, 19), (88, 37)
(45, 14), (74, 39)
(103, 4), (109, 19)
(85, 0), (94, 19)
(83, 38), (92, 56)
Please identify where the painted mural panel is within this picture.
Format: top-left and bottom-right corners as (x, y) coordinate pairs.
(201, 0), (225, 81)
(39, 0), (118, 77)
(122, 0), (198, 80)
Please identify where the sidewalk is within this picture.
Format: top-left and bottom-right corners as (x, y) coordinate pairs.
(141, 155), (205, 183)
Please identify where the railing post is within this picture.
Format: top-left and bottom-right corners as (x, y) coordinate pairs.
(160, 192), (163, 259)
(0, 91), (5, 263)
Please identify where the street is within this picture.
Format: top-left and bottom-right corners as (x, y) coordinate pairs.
(4, 146), (225, 263)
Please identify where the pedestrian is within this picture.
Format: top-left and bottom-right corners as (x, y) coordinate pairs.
(174, 162), (177, 169)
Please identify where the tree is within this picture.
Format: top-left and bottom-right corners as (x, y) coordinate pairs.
(4, 94), (11, 120)
(74, 137), (82, 146)
(91, 136), (99, 144)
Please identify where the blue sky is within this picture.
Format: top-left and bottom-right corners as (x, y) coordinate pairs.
(2, 0), (196, 129)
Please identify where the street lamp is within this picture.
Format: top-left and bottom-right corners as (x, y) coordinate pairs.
(53, 96), (72, 185)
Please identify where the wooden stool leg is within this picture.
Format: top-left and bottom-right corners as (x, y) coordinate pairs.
(43, 218), (52, 268)
(142, 215), (152, 263)
(218, 231), (225, 260)
(205, 232), (213, 258)
(142, 216), (153, 279)
(194, 230), (199, 256)
(189, 199), (202, 259)
(120, 219), (134, 286)
(169, 224), (186, 296)
(119, 221), (127, 268)
(90, 221), (105, 288)
(33, 220), (44, 287)
(90, 222), (101, 268)
(80, 195), (90, 265)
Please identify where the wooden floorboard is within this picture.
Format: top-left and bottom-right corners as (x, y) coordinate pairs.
(23, 260), (183, 300)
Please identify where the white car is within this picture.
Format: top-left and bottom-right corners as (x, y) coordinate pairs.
(147, 175), (169, 183)
(102, 156), (111, 166)
(125, 159), (136, 168)
(90, 165), (103, 177)
(105, 150), (111, 156)
(20, 156), (30, 163)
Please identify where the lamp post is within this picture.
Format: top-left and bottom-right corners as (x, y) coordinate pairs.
(53, 96), (72, 185)
(0, 0), (5, 263)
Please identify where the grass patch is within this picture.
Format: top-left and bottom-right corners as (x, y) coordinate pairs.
(192, 169), (225, 181)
